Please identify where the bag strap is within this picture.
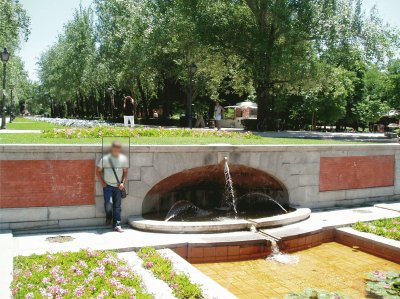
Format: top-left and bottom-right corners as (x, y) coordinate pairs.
(109, 157), (121, 185)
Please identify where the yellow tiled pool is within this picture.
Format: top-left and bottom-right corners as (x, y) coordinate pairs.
(195, 242), (400, 299)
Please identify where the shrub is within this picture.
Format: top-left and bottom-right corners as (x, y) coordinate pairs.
(241, 119), (258, 131)
(137, 247), (203, 299)
(366, 270), (400, 299)
(353, 217), (400, 241)
(12, 249), (152, 299)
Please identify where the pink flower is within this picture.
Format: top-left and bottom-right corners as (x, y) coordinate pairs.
(171, 284), (178, 289)
(145, 261), (154, 268)
(113, 290), (122, 296)
(73, 285), (85, 297)
(27, 284), (34, 289)
(42, 277), (51, 284)
(46, 254), (54, 260)
(25, 292), (34, 299)
(78, 260), (88, 268)
(170, 271), (175, 279)
(90, 285), (96, 292)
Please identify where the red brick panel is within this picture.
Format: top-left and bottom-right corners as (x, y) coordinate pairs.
(0, 160), (95, 208)
(320, 156), (394, 192)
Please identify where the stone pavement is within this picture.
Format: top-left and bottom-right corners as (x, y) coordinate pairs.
(3, 204), (399, 298)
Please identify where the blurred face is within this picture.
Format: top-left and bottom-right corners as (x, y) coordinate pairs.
(111, 143), (122, 156)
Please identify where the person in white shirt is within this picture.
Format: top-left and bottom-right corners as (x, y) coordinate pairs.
(214, 102), (225, 130)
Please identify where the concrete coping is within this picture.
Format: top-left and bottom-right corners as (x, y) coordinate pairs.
(128, 208), (311, 233)
(1, 143), (400, 154)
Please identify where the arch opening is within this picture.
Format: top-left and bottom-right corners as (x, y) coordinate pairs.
(142, 164), (290, 221)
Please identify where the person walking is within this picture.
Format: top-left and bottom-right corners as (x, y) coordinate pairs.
(96, 141), (129, 233)
(123, 96), (135, 127)
(214, 101), (225, 130)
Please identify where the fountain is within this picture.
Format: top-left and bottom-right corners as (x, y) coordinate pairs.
(129, 158), (311, 233)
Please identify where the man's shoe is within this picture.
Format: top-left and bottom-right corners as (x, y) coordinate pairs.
(105, 218), (112, 226)
(114, 226), (124, 233)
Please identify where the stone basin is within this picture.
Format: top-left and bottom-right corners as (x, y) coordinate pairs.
(128, 208), (311, 233)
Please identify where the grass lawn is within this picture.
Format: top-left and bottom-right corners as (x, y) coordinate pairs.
(0, 133), (359, 144)
(353, 217), (400, 241)
(0, 117), (364, 145)
(7, 117), (65, 130)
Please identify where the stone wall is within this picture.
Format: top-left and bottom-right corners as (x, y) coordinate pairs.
(0, 144), (399, 230)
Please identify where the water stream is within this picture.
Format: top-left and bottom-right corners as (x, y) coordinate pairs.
(224, 157), (237, 214)
(251, 226), (299, 265)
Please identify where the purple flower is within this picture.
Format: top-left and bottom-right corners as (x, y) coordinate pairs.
(42, 277), (51, 284)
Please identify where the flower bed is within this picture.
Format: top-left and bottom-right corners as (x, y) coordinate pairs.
(27, 117), (112, 128)
(353, 217), (400, 241)
(12, 249), (152, 299)
(137, 247), (204, 299)
(366, 270), (400, 299)
(42, 126), (260, 140)
(285, 288), (350, 299)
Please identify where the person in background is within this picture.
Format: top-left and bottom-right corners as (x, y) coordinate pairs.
(96, 141), (129, 233)
(214, 101), (225, 130)
(123, 96), (135, 127)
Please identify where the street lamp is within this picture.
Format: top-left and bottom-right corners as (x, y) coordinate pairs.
(1, 48), (10, 129)
(187, 63), (197, 128)
(107, 87), (115, 120)
(9, 83), (14, 123)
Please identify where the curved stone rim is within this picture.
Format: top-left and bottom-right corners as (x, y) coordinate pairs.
(128, 208), (311, 233)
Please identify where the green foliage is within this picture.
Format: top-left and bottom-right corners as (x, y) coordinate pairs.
(285, 288), (350, 299)
(34, 0), (400, 129)
(352, 217), (400, 241)
(12, 249), (152, 298)
(137, 247), (203, 299)
(366, 271), (400, 299)
(42, 126), (260, 139)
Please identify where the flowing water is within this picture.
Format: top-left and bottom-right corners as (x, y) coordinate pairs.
(224, 157), (237, 214)
(266, 238), (299, 264)
(237, 192), (288, 213)
(165, 200), (201, 222)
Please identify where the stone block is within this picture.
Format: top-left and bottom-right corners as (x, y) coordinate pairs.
(318, 190), (346, 202)
(129, 153), (153, 167)
(59, 218), (106, 227)
(140, 167), (162, 187)
(298, 174), (319, 187)
(95, 196), (106, 218)
(127, 166), (141, 180)
(345, 187), (394, 200)
(128, 181), (151, 198)
(48, 205), (96, 220)
(0, 207), (47, 223)
(9, 220), (59, 230)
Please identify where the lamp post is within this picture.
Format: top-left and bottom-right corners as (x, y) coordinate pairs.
(187, 63), (197, 128)
(9, 83), (14, 123)
(107, 87), (115, 120)
(1, 48), (10, 129)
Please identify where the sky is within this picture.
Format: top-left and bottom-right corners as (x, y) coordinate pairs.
(18, 0), (400, 82)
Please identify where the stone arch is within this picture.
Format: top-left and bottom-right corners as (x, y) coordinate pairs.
(141, 163), (289, 216)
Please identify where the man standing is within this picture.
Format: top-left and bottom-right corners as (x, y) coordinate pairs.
(96, 141), (128, 232)
(214, 101), (225, 130)
(123, 96), (135, 127)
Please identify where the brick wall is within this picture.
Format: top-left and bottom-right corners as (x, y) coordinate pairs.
(0, 160), (95, 208)
(320, 156), (395, 192)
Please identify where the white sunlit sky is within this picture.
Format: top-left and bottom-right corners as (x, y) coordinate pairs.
(18, 0), (400, 82)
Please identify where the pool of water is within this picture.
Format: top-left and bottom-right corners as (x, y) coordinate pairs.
(195, 242), (400, 299)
